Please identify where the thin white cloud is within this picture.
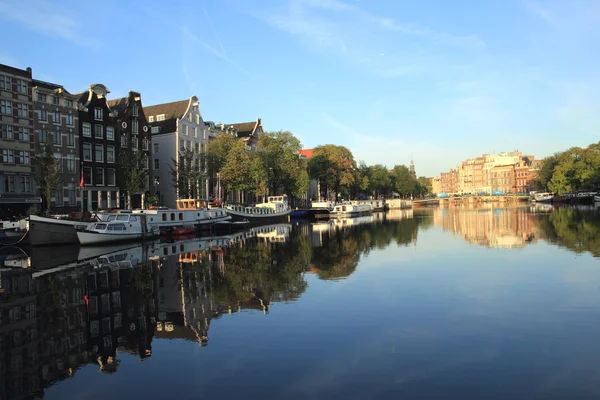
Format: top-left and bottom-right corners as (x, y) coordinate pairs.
(0, 0), (100, 47)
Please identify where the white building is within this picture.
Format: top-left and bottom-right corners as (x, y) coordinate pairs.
(145, 96), (208, 208)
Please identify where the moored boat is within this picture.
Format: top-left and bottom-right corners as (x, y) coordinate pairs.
(0, 219), (28, 244)
(77, 212), (159, 246)
(350, 199), (386, 212)
(532, 192), (553, 203)
(29, 214), (98, 246)
(309, 200), (335, 219)
(329, 202), (373, 218)
(225, 196), (291, 223)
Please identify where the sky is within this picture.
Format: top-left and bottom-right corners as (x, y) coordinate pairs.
(0, 0), (598, 177)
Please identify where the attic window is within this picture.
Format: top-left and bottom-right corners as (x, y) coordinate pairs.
(148, 116), (154, 122)
(157, 114), (165, 121)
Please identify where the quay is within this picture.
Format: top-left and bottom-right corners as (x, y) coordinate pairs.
(413, 195), (530, 207)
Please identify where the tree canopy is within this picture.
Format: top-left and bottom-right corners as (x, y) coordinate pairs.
(308, 144), (356, 200)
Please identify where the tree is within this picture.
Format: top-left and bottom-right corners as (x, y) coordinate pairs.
(416, 176), (432, 197)
(169, 148), (204, 200)
(350, 161), (369, 199)
(34, 140), (62, 214)
(534, 154), (559, 190)
(219, 140), (266, 199)
(367, 164), (392, 198)
(118, 147), (148, 209)
(308, 145), (356, 201)
(258, 130), (309, 199)
(390, 164), (415, 197)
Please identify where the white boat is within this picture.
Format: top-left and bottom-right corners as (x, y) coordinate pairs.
(29, 214), (99, 246)
(133, 199), (231, 234)
(330, 202), (373, 218)
(225, 196), (291, 223)
(350, 199), (386, 211)
(77, 212), (159, 245)
(309, 200), (335, 219)
(533, 192), (553, 203)
(594, 195), (600, 203)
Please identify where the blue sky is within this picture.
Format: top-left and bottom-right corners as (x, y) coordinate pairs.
(1, 0), (598, 177)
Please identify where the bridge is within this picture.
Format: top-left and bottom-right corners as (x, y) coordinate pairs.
(412, 195), (530, 207)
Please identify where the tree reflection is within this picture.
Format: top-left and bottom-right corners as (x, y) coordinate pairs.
(535, 207), (600, 257)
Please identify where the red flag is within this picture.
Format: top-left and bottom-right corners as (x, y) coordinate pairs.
(79, 163), (84, 187)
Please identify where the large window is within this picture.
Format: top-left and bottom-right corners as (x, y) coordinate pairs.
(132, 119), (138, 134)
(132, 137), (138, 150)
(151, 126), (159, 134)
(95, 125), (103, 139)
(65, 99), (73, 108)
(1, 125), (13, 140)
(0, 100), (12, 115)
(52, 130), (61, 146)
(37, 129), (46, 143)
(142, 139), (149, 151)
(66, 114), (74, 126)
(38, 109), (47, 121)
(121, 135), (127, 148)
(94, 108), (103, 120)
(18, 151), (29, 165)
(2, 149), (14, 163)
(107, 168), (116, 186)
(17, 104), (28, 118)
(84, 167), (92, 185)
(16, 79), (27, 94)
(67, 131), (75, 147)
(37, 93), (46, 102)
(55, 187), (64, 206)
(95, 144), (103, 162)
(0, 75), (10, 90)
(106, 126), (114, 140)
(66, 154), (76, 173)
(52, 110), (60, 123)
(4, 176), (15, 192)
(17, 127), (29, 142)
(68, 187), (76, 204)
(153, 143), (159, 153)
(83, 143), (92, 161)
(107, 145), (115, 163)
(82, 123), (91, 137)
(21, 177), (31, 193)
(52, 96), (59, 105)
(96, 168), (104, 186)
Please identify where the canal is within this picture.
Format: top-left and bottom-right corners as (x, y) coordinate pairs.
(2, 204), (600, 399)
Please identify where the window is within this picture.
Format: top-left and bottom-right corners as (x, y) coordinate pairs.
(157, 114), (165, 121)
(154, 159), (159, 170)
(107, 145), (115, 163)
(1, 100), (12, 115)
(52, 110), (60, 123)
(195, 142), (200, 153)
(21, 177), (31, 193)
(148, 115), (154, 122)
(37, 128), (46, 143)
(106, 126), (114, 140)
(153, 143), (159, 153)
(4, 176), (15, 192)
(132, 119), (138, 134)
(121, 135), (127, 148)
(3, 149), (14, 163)
(68, 187), (76, 204)
(84, 167), (92, 185)
(183, 125), (188, 136)
(95, 124), (103, 138)
(38, 109), (47, 121)
(94, 107), (103, 120)
(132, 137), (138, 149)
(151, 126), (159, 134)
(0, 75), (11, 90)
(55, 187), (64, 205)
(132, 103), (138, 116)
(66, 114), (74, 126)
(52, 130), (61, 145)
(96, 168), (104, 186)
(17, 103), (28, 117)
(143, 156), (149, 169)
(65, 99), (73, 108)
(67, 131), (75, 147)
(52, 95), (59, 105)
(1, 125), (13, 140)
(54, 153), (63, 172)
(67, 154), (76, 173)
(18, 151), (29, 165)
(95, 144), (103, 162)
(83, 143), (92, 161)
(37, 93), (46, 102)
(193, 126), (197, 138)
(82, 122), (91, 137)
(16, 79), (27, 94)
(107, 168), (115, 186)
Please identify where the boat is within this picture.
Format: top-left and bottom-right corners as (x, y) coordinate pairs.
(76, 211), (159, 246)
(290, 209), (310, 219)
(595, 195), (600, 203)
(329, 202), (373, 218)
(225, 196), (291, 223)
(0, 219), (28, 244)
(309, 200), (335, 219)
(133, 199), (231, 234)
(532, 192), (553, 203)
(351, 199), (386, 212)
(28, 214), (98, 246)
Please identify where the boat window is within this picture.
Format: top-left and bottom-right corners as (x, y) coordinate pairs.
(107, 223), (126, 231)
(162, 213), (167, 221)
(171, 213), (175, 221)
(129, 216), (138, 221)
(116, 215), (129, 221)
(107, 215), (117, 222)
(95, 223), (107, 230)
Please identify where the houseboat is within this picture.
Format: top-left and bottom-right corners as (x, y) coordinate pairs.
(532, 192), (553, 203)
(76, 211), (159, 246)
(329, 202), (373, 218)
(225, 196), (291, 223)
(309, 200), (335, 219)
(350, 199), (386, 212)
(29, 214), (100, 246)
(133, 199), (231, 235)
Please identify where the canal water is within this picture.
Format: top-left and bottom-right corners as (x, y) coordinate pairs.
(2, 204), (600, 399)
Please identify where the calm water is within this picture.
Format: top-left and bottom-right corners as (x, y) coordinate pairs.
(2, 204), (600, 399)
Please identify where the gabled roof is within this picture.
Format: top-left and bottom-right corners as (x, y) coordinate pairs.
(299, 149), (313, 159)
(226, 118), (262, 138)
(144, 99), (190, 135)
(106, 97), (127, 115)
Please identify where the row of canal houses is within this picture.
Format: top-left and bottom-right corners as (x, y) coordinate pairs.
(0, 63), (263, 216)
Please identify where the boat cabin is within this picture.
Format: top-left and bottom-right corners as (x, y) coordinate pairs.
(267, 195), (288, 203)
(176, 199), (209, 210)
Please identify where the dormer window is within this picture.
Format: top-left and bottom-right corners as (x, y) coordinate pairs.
(157, 114), (165, 121)
(148, 116), (154, 122)
(94, 107), (103, 121)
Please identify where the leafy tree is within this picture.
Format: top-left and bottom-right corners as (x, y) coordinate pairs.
(219, 140), (266, 198)
(119, 146), (148, 209)
(308, 145), (356, 201)
(367, 164), (392, 198)
(349, 161), (370, 198)
(534, 154), (559, 190)
(169, 148), (204, 200)
(390, 164), (415, 197)
(34, 139), (62, 214)
(416, 176), (432, 197)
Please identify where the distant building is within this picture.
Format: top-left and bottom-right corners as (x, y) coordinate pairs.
(0, 64), (38, 215)
(32, 79), (81, 213)
(429, 177), (442, 195)
(145, 96), (208, 208)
